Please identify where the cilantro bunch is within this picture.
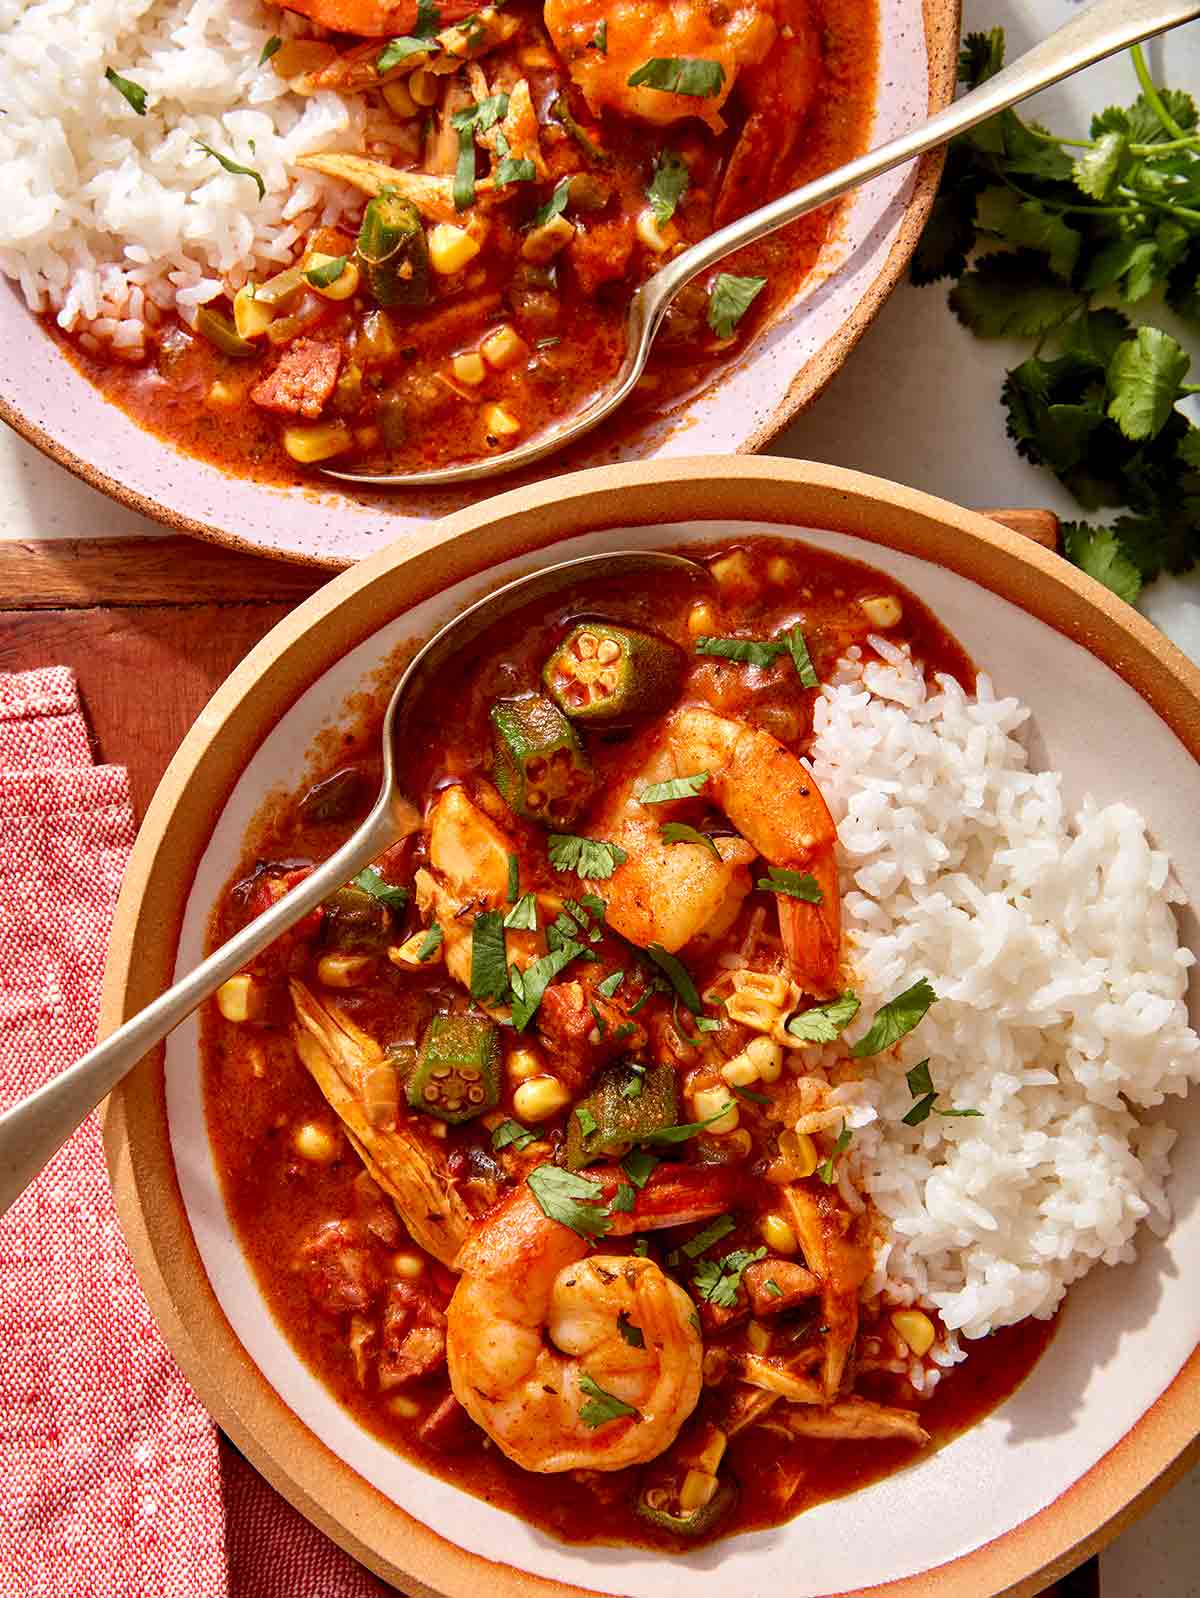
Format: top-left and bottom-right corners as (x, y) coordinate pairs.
(913, 35), (1200, 601)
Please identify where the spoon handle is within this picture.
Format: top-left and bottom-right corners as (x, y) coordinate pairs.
(0, 798), (402, 1219)
(644, 0), (1200, 315)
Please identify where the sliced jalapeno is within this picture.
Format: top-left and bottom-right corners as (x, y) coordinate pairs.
(565, 1061), (677, 1170)
(636, 1479), (737, 1538)
(195, 305), (257, 358)
(298, 766), (365, 824)
(407, 1014), (501, 1123)
(490, 695), (594, 827)
(356, 191), (431, 308)
(322, 884), (392, 950)
(543, 623), (684, 723)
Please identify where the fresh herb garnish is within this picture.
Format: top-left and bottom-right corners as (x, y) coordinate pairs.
(756, 867), (822, 902)
(576, 1104), (599, 1139)
(707, 273), (767, 338)
(611, 1020), (637, 1042)
(616, 1308), (644, 1346)
(305, 254), (348, 289)
(902, 1058), (983, 1125)
(469, 910), (510, 1005)
(590, 18), (607, 51)
(509, 941), (584, 1030)
(634, 1238), (650, 1257)
(786, 990), (861, 1043)
(621, 1148), (658, 1187)
(610, 1181), (636, 1213)
(493, 129), (536, 186)
(679, 1214), (736, 1258)
(352, 864), (409, 913)
(673, 998), (720, 1047)
(506, 851), (519, 903)
(530, 175), (572, 229)
(627, 57), (725, 98)
(786, 626), (819, 689)
(492, 1118), (536, 1152)
(527, 1164), (611, 1238)
(451, 93), (509, 209)
(621, 1063), (647, 1100)
(579, 1371), (640, 1427)
(259, 35), (282, 65)
(849, 978), (937, 1057)
(638, 770), (708, 804)
(638, 1104), (732, 1144)
(817, 1123), (853, 1185)
(694, 624), (814, 678)
(503, 892), (539, 931)
(596, 969), (625, 998)
(731, 1082), (772, 1106)
(548, 833), (628, 880)
(377, 34), (436, 72)
(694, 1246), (766, 1307)
(647, 149), (690, 227)
(194, 140), (266, 200)
(416, 923), (443, 961)
(912, 37), (1200, 601)
(661, 821), (721, 859)
(590, 1001), (608, 1038)
(644, 944), (702, 1014)
(765, 1278), (784, 1298)
(105, 67), (148, 115)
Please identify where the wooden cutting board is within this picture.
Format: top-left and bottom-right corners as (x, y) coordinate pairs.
(0, 513), (1099, 1598)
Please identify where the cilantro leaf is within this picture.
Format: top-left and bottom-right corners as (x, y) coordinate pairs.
(694, 634), (786, 667)
(1072, 130), (1128, 200)
(647, 149), (690, 226)
(638, 771), (709, 804)
(578, 1371), (640, 1427)
(694, 1246), (766, 1307)
(616, 1308), (644, 1345)
(510, 941), (583, 1030)
(756, 868), (822, 902)
(707, 273), (767, 338)
(576, 1105), (599, 1139)
(621, 1149), (658, 1187)
(902, 1092), (938, 1127)
(258, 35), (282, 65)
(679, 1214), (736, 1258)
(492, 1119), (536, 1152)
(610, 1181), (636, 1213)
(531, 176), (572, 229)
(765, 1278), (784, 1298)
(1062, 522), (1143, 603)
(644, 944), (702, 1014)
(639, 1104), (733, 1144)
(377, 35), (436, 72)
(503, 892), (539, 931)
(596, 969), (625, 998)
(786, 990), (861, 1043)
(786, 625), (819, 688)
(905, 1059), (934, 1097)
(416, 923), (443, 961)
(527, 1164), (611, 1238)
(194, 140), (266, 200)
(352, 864), (409, 913)
(957, 28), (1005, 87)
(974, 190), (1081, 281)
(849, 978), (937, 1057)
(469, 910), (509, 1005)
(506, 852), (520, 903)
(817, 1123), (853, 1184)
(105, 66), (148, 115)
(305, 254), (349, 289)
(950, 251), (1084, 339)
(661, 821), (721, 859)
(1107, 326), (1191, 442)
(548, 833), (628, 880)
(627, 57), (725, 97)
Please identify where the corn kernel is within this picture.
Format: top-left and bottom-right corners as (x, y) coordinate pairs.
(766, 556), (794, 585)
(721, 1055), (759, 1087)
(451, 351), (486, 386)
(709, 550), (755, 593)
(747, 1320), (772, 1354)
(687, 600), (716, 637)
(293, 1121), (340, 1163)
(409, 67), (439, 105)
(317, 952), (375, 988)
(271, 38), (336, 78)
(692, 1087), (738, 1135)
(513, 1075), (571, 1122)
(635, 207), (677, 254)
(216, 973), (266, 1023)
(387, 1395), (421, 1419)
(746, 1036), (783, 1083)
(482, 403), (520, 438)
(391, 1251), (426, 1280)
(205, 380), (240, 410)
(428, 222), (480, 275)
(726, 1129), (753, 1157)
(282, 421), (353, 464)
(679, 1470), (719, 1512)
(234, 284), (275, 339)
(506, 1046), (543, 1083)
(761, 1213), (799, 1254)
(681, 1423), (727, 1475)
(381, 78), (418, 118)
(302, 252), (360, 301)
(480, 324), (528, 371)
(520, 214), (575, 264)
(892, 1309), (936, 1357)
(779, 1129), (819, 1178)
(860, 594), (903, 629)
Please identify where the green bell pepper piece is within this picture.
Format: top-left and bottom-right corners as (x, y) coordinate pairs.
(490, 695), (594, 826)
(542, 623), (683, 723)
(565, 1060), (677, 1169)
(356, 191), (431, 308)
(407, 1015), (501, 1124)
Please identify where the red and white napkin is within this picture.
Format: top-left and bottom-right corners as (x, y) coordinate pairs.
(0, 667), (390, 1598)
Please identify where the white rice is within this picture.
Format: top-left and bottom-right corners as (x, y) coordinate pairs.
(807, 641), (1200, 1341)
(0, 0), (362, 350)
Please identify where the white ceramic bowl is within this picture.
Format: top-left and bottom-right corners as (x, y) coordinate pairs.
(103, 459), (1200, 1598)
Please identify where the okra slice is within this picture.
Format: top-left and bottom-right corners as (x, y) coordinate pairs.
(565, 1060), (677, 1169)
(356, 191), (431, 309)
(407, 1014), (501, 1124)
(490, 695), (594, 827)
(542, 623), (683, 723)
(636, 1479), (737, 1538)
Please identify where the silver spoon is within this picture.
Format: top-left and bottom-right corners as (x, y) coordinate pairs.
(324, 0), (1200, 490)
(0, 550), (706, 1217)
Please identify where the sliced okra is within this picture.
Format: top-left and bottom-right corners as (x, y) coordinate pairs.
(407, 1014), (501, 1124)
(543, 622), (683, 723)
(490, 695), (594, 826)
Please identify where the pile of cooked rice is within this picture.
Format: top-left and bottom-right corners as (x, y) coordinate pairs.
(807, 639), (1198, 1347)
(0, 0), (358, 354)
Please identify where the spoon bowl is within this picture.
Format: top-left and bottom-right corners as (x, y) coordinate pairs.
(0, 548), (707, 1217)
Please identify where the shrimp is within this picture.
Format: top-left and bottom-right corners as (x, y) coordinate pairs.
(274, 0), (475, 38)
(543, 0), (776, 133)
(584, 705), (841, 995)
(446, 1163), (741, 1471)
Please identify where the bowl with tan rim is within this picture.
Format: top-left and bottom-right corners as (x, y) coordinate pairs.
(103, 456), (1200, 1596)
(0, 0), (956, 566)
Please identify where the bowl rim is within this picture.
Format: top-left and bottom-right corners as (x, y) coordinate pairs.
(0, 0), (958, 569)
(101, 455), (1200, 1597)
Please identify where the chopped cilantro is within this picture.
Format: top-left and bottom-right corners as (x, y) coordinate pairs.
(617, 1308), (644, 1345)
(105, 67), (148, 115)
(661, 821), (721, 859)
(707, 273), (767, 338)
(849, 978), (937, 1057)
(786, 990), (861, 1043)
(491, 1119), (536, 1153)
(597, 969), (625, 999)
(627, 57), (725, 98)
(757, 867), (821, 902)
(694, 1246), (766, 1307)
(416, 923), (443, 962)
(638, 770), (708, 804)
(469, 910), (509, 1005)
(503, 892), (539, 931)
(352, 864), (409, 914)
(548, 833), (628, 880)
(647, 149), (690, 227)
(527, 1164), (611, 1238)
(644, 945), (701, 1014)
(579, 1372), (640, 1427)
(621, 1149), (658, 1187)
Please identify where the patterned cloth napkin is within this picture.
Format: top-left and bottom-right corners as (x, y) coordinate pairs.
(0, 668), (389, 1598)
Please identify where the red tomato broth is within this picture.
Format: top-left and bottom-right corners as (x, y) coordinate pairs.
(202, 537), (1053, 1552)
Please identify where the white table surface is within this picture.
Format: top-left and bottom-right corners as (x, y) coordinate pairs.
(1, 0), (1197, 1588)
